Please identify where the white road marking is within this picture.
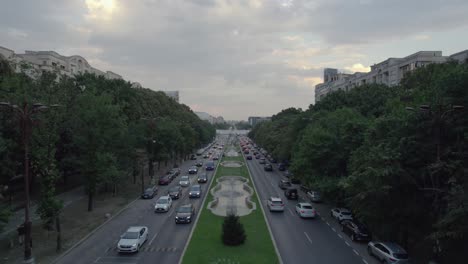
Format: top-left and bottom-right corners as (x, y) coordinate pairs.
(332, 227), (336, 232)
(338, 234), (343, 239)
(270, 181), (275, 187)
(288, 208), (295, 216)
(353, 249), (360, 256)
(326, 221), (330, 226)
(362, 259), (369, 264)
(149, 232), (159, 246)
(345, 241), (351, 246)
(304, 232), (313, 244)
(316, 211), (320, 216)
(93, 257), (101, 263)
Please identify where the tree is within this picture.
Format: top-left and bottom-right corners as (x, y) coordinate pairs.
(222, 214), (246, 246)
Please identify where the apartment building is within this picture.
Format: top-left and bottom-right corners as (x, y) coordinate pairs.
(315, 49), (468, 102)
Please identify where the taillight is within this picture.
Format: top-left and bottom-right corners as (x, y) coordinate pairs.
(301, 210), (304, 213)
(388, 257), (397, 262)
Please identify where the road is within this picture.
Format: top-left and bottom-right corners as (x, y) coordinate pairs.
(245, 153), (380, 264)
(56, 146), (221, 264)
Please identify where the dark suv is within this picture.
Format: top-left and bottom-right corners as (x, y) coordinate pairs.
(175, 204), (196, 224)
(284, 188), (298, 200)
(168, 186), (183, 199)
(264, 164), (273, 171)
(341, 220), (372, 242)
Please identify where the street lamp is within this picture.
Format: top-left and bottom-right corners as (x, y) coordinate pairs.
(0, 101), (59, 264)
(141, 117), (161, 179)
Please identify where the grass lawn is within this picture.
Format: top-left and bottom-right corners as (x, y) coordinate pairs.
(182, 148), (279, 264)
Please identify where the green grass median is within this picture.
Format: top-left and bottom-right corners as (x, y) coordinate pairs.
(182, 150), (279, 264)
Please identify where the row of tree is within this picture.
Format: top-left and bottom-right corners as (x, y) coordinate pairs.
(0, 59), (215, 237)
(249, 61), (468, 263)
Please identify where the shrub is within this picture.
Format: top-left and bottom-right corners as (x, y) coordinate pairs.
(222, 214), (246, 246)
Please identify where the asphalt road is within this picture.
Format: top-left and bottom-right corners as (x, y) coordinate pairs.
(56, 146), (222, 264)
(245, 153), (380, 264)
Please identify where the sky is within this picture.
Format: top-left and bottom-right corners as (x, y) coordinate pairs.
(1, 0), (467, 120)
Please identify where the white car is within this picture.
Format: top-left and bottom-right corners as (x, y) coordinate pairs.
(267, 197), (285, 212)
(330, 208), (353, 222)
(295, 203), (316, 218)
(117, 226), (148, 253)
(154, 196), (172, 213)
(179, 176), (190, 187)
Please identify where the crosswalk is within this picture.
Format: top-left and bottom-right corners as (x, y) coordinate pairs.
(106, 246), (178, 253)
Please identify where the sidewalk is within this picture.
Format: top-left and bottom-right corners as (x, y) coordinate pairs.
(0, 186), (86, 240)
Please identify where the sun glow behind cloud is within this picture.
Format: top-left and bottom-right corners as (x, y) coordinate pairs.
(85, 0), (118, 21)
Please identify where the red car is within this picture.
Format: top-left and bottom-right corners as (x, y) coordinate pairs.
(158, 175), (171, 185)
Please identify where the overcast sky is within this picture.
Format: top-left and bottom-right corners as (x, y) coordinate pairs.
(1, 0), (467, 120)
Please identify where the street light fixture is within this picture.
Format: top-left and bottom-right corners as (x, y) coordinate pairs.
(0, 101), (59, 264)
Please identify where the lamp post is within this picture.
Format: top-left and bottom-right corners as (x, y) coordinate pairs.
(141, 117), (160, 179)
(0, 101), (59, 264)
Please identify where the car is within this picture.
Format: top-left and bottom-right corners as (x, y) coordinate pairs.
(195, 160), (203, 167)
(203, 154), (209, 159)
(188, 166), (198, 174)
(367, 242), (410, 263)
(243, 150), (249, 154)
(141, 186), (158, 199)
(264, 163), (273, 171)
(267, 197), (284, 212)
(295, 203), (316, 218)
(330, 208), (353, 222)
(212, 155), (219, 160)
(170, 168), (181, 176)
(341, 220), (372, 242)
(205, 161), (215, 171)
(154, 196), (172, 212)
(117, 226), (148, 253)
(246, 155), (252, 160)
(278, 179), (292, 189)
(190, 154), (197, 160)
(278, 163), (286, 171)
(175, 204), (196, 224)
(197, 173), (208, 183)
(179, 176), (190, 187)
(255, 154), (261, 159)
(307, 191), (322, 203)
(158, 175), (171, 185)
(189, 185), (202, 198)
(284, 188), (298, 200)
(270, 158), (277, 163)
(259, 158), (266, 164)
(168, 186), (183, 199)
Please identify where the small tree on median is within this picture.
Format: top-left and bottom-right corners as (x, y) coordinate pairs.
(222, 213), (246, 246)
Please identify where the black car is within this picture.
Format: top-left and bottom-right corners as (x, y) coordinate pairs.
(158, 175), (171, 185)
(141, 186), (158, 199)
(284, 188), (298, 200)
(205, 161), (215, 171)
(246, 155), (252, 160)
(190, 154), (197, 160)
(195, 160), (203, 167)
(264, 164), (273, 171)
(197, 173), (208, 183)
(341, 220), (372, 242)
(278, 163), (286, 171)
(168, 186), (183, 199)
(175, 204), (196, 224)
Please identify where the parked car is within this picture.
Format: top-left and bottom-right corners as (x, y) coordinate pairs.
(190, 154), (197, 160)
(154, 196), (172, 212)
(246, 155), (252, 160)
(295, 203), (316, 218)
(341, 220), (372, 242)
(158, 175), (171, 185)
(307, 191), (322, 203)
(117, 226), (148, 253)
(284, 188), (298, 200)
(330, 208), (353, 222)
(270, 158), (277, 163)
(175, 204), (196, 224)
(197, 173), (208, 183)
(267, 197), (285, 212)
(278, 179), (292, 189)
(264, 163), (273, 171)
(368, 242), (410, 263)
(278, 163), (286, 171)
(141, 186), (158, 199)
(169, 168), (181, 176)
(168, 186), (183, 199)
(189, 185), (202, 198)
(205, 161), (215, 171)
(259, 158), (266, 164)
(188, 166), (198, 174)
(195, 160), (203, 167)
(179, 176), (190, 187)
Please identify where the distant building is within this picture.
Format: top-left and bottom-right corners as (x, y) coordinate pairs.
(194, 112), (225, 124)
(0, 45), (122, 80)
(315, 49), (468, 102)
(248, 116), (271, 127)
(162, 91), (179, 102)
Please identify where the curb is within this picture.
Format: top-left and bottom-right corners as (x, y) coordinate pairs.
(51, 195), (140, 264)
(177, 145), (223, 264)
(242, 143), (284, 264)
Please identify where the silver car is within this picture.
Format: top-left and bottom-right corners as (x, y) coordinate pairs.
(368, 242), (410, 263)
(267, 197), (284, 212)
(179, 176), (190, 187)
(307, 191), (322, 203)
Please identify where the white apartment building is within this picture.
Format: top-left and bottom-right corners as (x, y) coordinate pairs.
(315, 49), (468, 102)
(0, 45), (122, 80)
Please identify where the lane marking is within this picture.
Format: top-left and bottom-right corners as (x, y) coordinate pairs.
(338, 234), (343, 239)
(326, 221), (330, 226)
(345, 241), (351, 247)
(332, 227), (336, 232)
(93, 257), (101, 263)
(288, 208), (295, 216)
(353, 249), (360, 256)
(362, 259), (369, 264)
(304, 232), (313, 244)
(149, 232), (159, 246)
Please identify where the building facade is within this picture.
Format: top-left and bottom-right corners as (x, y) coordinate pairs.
(0, 45), (122, 80)
(315, 50), (467, 102)
(248, 116), (271, 127)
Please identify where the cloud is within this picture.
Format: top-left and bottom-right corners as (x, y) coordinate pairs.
(344, 63), (371, 73)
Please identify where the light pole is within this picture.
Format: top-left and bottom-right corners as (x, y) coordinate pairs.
(141, 117), (160, 180)
(0, 101), (59, 264)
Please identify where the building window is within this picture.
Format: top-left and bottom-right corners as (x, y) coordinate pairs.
(43, 60), (47, 65)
